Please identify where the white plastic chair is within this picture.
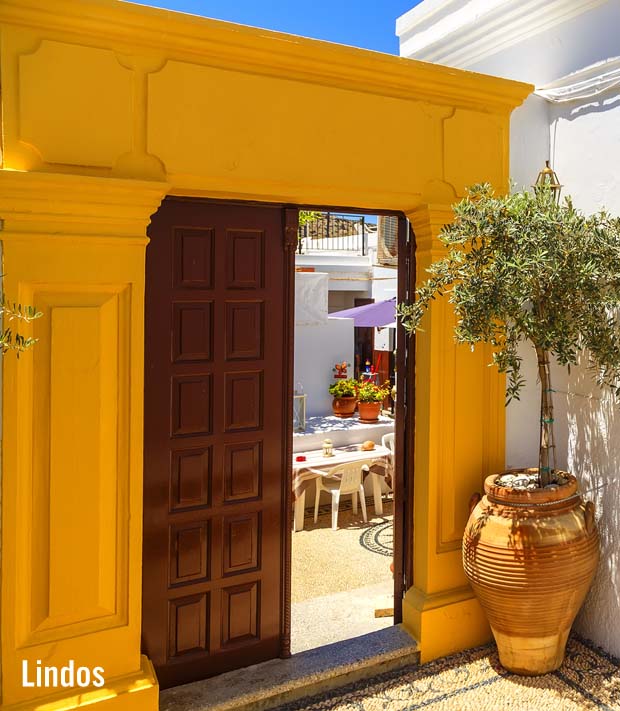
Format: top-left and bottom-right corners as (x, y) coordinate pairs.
(382, 432), (395, 489)
(312, 461), (368, 530)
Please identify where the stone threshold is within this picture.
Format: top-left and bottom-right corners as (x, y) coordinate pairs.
(159, 625), (419, 711)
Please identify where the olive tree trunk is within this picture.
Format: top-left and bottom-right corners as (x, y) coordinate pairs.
(536, 347), (557, 486)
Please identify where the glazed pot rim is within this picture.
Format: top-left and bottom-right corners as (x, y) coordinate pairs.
(485, 468), (579, 506)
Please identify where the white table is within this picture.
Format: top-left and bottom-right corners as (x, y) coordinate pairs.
(292, 444), (390, 532)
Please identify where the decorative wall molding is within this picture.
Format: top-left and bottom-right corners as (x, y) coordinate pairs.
(0, 0), (531, 113)
(397, 0), (608, 70)
(0, 171), (169, 238)
(536, 56), (620, 103)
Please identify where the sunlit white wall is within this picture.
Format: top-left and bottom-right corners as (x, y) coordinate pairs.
(398, 0), (620, 656)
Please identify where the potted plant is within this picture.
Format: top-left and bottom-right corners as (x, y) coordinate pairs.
(329, 378), (357, 418)
(356, 379), (391, 423)
(399, 183), (620, 675)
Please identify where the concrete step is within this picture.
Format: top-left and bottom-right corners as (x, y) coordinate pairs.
(159, 625), (419, 711)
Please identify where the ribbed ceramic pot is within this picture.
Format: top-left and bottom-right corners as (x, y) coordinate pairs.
(463, 469), (599, 675)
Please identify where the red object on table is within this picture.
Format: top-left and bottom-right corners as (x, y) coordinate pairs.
(295, 455), (306, 462)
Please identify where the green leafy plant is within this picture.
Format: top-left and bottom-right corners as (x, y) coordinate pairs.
(398, 184), (620, 486)
(298, 210), (321, 253)
(299, 210), (321, 227)
(329, 378), (357, 398)
(356, 379), (391, 403)
(1, 292), (43, 355)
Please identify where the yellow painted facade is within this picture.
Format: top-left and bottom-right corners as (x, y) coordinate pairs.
(0, 0), (531, 709)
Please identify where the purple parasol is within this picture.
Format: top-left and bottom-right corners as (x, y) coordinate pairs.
(329, 297), (396, 328)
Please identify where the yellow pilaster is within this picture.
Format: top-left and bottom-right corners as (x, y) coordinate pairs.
(0, 171), (168, 711)
(402, 205), (506, 662)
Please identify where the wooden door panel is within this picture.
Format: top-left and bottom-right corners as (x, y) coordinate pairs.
(221, 581), (259, 646)
(168, 593), (209, 657)
(223, 513), (260, 575)
(226, 230), (264, 288)
(169, 522), (210, 585)
(171, 375), (213, 436)
(224, 371), (263, 431)
(224, 442), (262, 502)
(170, 447), (212, 511)
(143, 198), (291, 689)
(225, 301), (264, 360)
(172, 302), (214, 362)
(174, 227), (215, 289)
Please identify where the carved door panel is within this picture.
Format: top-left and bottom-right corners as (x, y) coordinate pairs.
(142, 198), (294, 689)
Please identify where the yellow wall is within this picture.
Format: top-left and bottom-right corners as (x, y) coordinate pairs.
(404, 206), (506, 661)
(0, 0), (526, 208)
(0, 172), (167, 711)
(0, 1), (531, 709)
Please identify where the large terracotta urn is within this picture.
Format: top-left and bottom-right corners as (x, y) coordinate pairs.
(463, 470), (599, 675)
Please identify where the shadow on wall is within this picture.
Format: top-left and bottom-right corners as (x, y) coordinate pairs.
(505, 342), (569, 472)
(551, 94), (620, 123)
(568, 361), (620, 657)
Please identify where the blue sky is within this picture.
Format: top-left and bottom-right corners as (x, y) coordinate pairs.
(134, 0), (421, 55)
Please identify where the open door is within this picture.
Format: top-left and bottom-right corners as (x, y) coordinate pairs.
(393, 216), (415, 622)
(142, 198), (295, 689)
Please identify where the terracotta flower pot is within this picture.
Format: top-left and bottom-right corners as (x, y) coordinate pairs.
(332, 396), (357, 418)
(463, 469), (599, 676)
(357, 401), (381, 423)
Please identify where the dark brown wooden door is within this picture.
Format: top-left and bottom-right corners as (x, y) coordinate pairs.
(394, 216), (415, 623)
(142, 198), (294, 689)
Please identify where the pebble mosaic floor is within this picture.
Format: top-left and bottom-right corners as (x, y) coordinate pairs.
(275, 636), (620, 711)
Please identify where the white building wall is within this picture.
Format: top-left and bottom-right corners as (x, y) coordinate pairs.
(398, 0), (620, 656)
(508, 95), (550, 193)
(548, 93), (620, 653)
(371, 265), (398, 302)
(551, 98), (620, 216)
(294, 272), (354, 417)
(294, 318), (354, 417)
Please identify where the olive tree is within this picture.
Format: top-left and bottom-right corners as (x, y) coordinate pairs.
(398, 184), (620, 486)
(1, 294), (42, 354)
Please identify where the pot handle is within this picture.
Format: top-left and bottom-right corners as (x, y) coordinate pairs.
(468, 492), (481, 516)
(584, 500), (596, 535)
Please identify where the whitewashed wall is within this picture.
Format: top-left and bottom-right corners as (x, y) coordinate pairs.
(501, 63), (620, 658)
(294, 319), (354, 417)
(294, 272), (354, 417)
(549, 94), (620, 653)
(550, 99), (620, 216)
(398, 0), (620, 656)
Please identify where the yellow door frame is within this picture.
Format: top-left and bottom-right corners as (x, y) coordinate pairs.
(0, 2), (531, 710)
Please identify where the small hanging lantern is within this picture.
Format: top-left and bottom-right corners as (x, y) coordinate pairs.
(533, 160), (563, 204)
